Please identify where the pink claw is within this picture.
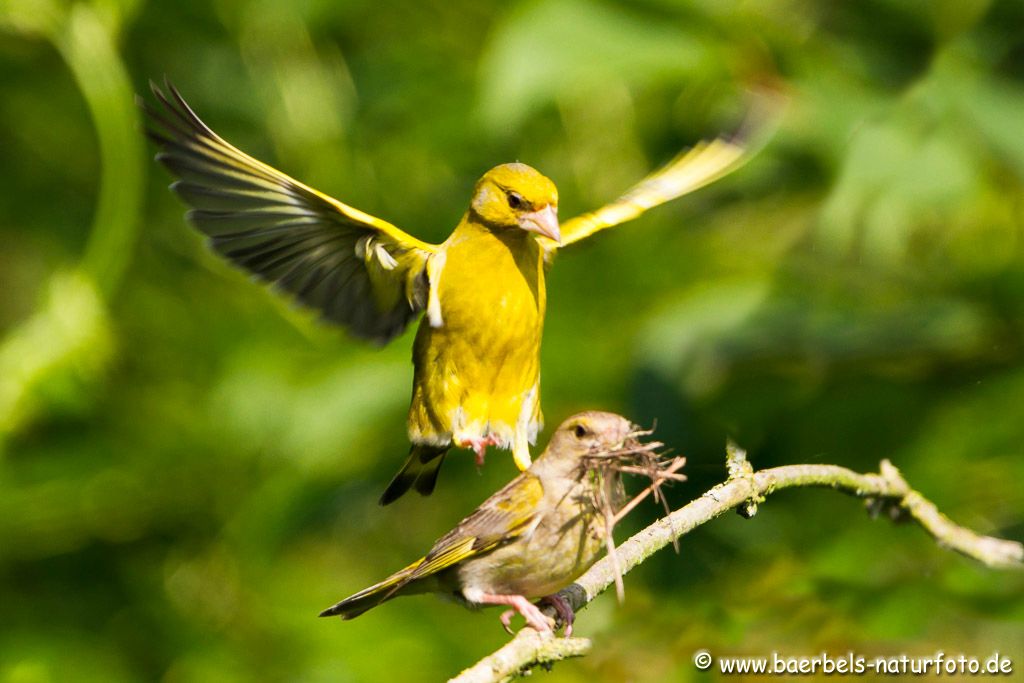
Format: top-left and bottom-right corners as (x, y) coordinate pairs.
(459, 434), (501, 467)
(472, 440), (488, 467)
(499, 609), (516, 635)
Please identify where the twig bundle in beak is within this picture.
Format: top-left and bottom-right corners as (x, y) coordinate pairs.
(580, 425), (687, 602)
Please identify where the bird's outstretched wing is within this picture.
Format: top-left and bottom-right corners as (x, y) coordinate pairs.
(548, 135), (748, 250)
(142, 80), (440, 344)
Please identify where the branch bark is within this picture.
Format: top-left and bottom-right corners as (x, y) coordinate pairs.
(450, 447), (1023, 683)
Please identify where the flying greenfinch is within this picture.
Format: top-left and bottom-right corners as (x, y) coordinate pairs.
(142, 82), (747, 503)
(319, 411), (641, 634)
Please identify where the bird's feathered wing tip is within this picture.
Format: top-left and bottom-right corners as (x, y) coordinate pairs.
(549, 87), (786, 250)
(138, 77), (438, 344)
(325, 470), (545, 618)
(378, 445), (449, 505)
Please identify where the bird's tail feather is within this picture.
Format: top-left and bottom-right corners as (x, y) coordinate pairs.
(378, 445), (448, 505)
(318, 560), (420, 619)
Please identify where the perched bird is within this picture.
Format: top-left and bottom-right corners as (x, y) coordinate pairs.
(142, 81), (748, 503)
(319, 411), (637, 634)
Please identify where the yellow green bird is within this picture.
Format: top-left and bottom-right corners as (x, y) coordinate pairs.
(142, 81), (749, 503)
(319, 411), (639, 634)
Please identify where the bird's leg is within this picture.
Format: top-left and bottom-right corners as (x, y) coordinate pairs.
(476, 593), (553, 633)
(541, 593), (575, 637)
(458, 434), (501, 467)
(471, 437), (489, 467)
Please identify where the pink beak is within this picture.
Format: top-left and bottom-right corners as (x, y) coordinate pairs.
(520, 204), (560, 243)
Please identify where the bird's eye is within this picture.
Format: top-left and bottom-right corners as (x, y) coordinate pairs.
(574, 424), (588, 439)
(506, 191), (526, 210)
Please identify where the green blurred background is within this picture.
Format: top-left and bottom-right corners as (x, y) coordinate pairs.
(2, 0), (1023, 680)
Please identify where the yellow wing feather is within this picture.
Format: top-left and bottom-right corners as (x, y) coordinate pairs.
(548, 136), (748, 250)
(142, 80), (439, 344)
(400, 473), (545, 583)
(320, 472), (544, 619)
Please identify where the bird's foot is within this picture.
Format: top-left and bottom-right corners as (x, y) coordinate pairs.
(498, 609), (516, 635)
(541, 594), (575, 637)
(477, 593), (553, 634)
(458, 435), (501, 467)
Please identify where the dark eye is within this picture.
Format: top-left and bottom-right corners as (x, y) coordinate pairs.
(506, 191), (526, 210)
(574, 424), (588, 439)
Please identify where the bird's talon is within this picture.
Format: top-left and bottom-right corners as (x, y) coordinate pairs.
(482, 594), (552, 635)
(458, 434), (504, 468)
(499, 609), (516, 635)
(542, 594), (575, 637)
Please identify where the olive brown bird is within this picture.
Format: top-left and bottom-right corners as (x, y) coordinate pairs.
(142, 81), (748, 503)
(319, 411), (640, 634)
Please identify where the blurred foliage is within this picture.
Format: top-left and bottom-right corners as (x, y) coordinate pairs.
(2, 0), (1023, 680)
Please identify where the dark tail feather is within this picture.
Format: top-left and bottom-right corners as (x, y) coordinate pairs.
(379, 445), (448, 505)
(319, 596), (378, 620)
(319, 563), (418, 619)
(413, 449), (447, 496)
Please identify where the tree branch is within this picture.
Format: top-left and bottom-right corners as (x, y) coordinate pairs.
(450, 447), (1023, 683)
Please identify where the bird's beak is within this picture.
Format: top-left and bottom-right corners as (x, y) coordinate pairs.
(520, 204), (560, 243)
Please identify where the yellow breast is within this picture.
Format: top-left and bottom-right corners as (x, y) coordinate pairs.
(407, 217), (546, 447)
(438, 219), (545, 338)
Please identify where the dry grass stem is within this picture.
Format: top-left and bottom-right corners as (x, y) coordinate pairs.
(580, 426), (689, 602)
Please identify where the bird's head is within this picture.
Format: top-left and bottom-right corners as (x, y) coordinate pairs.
(470, 163), (560, 243)
(535, 411), (637, 476)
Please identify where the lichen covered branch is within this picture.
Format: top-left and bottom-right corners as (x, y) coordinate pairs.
(450, 448), (1022, 682)
(450, 629), (591, 683)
